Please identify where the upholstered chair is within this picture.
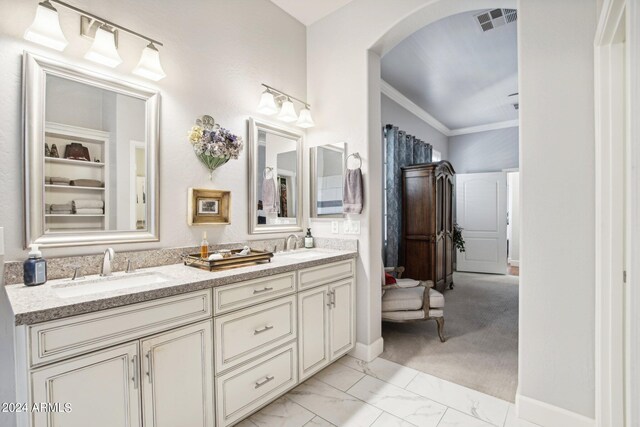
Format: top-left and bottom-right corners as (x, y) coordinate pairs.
(382, 266), (446, 342)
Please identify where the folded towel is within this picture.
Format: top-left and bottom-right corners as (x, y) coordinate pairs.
(50, 177), (70, 184)
(71, 179), (103, 188)
(45, 204), (51, 213)
(207, 253), (223, 260)
(50, 203), (72, 211)
(44, 176), (51, 184)
(75, 208), (104, 215)
(49, 210), (72, 215)
(73, 199), (104, 209)
(343, 168), (363, 214)
(262, 177), (279, 214)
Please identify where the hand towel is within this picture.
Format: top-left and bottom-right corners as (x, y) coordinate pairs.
(262, 177), (279, 214)
(50, 203), (72, 211)
(49, 210), (72, 215)
(71, 179), (103, 188)
(343, 168), (363, 214)
(73, 199), (104, 209)
(50, 177), (71, 184)
(75, 208), (104, 215)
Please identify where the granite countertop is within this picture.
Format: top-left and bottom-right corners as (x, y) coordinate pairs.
(5, 249), (357, 326)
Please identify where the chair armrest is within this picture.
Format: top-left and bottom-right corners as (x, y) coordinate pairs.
(420, 281), (433, 312)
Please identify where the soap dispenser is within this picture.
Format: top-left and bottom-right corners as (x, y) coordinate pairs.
(304, 228), (314, 249)
(24, 244), (47, 286)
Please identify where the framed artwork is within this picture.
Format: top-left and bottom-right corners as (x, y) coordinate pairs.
(188, 188), (230, 225)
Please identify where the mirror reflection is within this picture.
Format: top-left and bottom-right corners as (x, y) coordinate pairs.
(310, 143), (346, 217)
(43, 74), (147, 234)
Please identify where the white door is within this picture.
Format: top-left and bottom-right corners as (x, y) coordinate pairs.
(329, 278), (355, 360)
(141, 320), (214, 427)
(298, 285), (330, 380)
(456, 172), (508, 274)
(31, 342), (141, 427)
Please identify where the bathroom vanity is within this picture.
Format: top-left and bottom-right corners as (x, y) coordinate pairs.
(5, 250), (356, 427)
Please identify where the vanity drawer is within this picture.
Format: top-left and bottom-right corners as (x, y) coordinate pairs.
(213, 272), (296, 315)
(29, 289), (212, 367)
(214, 295), (296, 373)
(215, 343), (297, 427)
(298, 259), (355, 290)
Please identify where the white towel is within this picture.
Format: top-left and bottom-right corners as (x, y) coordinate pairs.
(343, 168), (363, 214)
(75, 208), (104, 215)
(73, 199), (104, 209)
(262, 177), (279, 214)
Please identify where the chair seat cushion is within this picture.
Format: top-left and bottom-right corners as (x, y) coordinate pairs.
(382, 310), (425, 321)
(381, 286), (424, 312)
(429, 289), (445, 308)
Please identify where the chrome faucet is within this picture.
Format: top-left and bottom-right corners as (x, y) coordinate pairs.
(100, 248), (115, 277)
(285, 234), (298, 252)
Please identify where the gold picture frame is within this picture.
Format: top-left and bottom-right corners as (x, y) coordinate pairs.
(188, 188), (231, 225)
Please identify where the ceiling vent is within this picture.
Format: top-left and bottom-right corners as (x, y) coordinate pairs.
(475, 9), (517, 32)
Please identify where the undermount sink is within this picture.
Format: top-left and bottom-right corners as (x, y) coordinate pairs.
(277, 250), (322, 260)
(52, 272), (171, 298)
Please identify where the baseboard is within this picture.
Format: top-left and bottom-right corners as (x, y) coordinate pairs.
(516, 393), (595, 427)
(349, 337), (384, 362)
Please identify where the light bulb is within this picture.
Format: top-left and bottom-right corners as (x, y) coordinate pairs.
(84, 25), (122, 68)
(24, 0), (68, 51)
(257, 90), (278, 115)
(296, 107), (315, 128)
(277, 98), (298, 123)
(133, 43), (166, 81)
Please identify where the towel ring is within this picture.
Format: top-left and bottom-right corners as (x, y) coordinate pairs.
(263, 167), (274, 179)
(346, 153), (362, 169)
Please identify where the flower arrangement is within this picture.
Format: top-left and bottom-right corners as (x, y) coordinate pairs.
(188, 115), (243, 179)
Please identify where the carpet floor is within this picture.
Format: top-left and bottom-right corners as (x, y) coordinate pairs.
(380, 271), (519, 402)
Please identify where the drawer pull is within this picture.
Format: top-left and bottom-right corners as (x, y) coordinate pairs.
(253, 286), (274, 294)
(254, 375), (275, 389)
(254, 325), (274, 335)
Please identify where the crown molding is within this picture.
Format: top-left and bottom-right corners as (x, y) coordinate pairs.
(380, 79), (451, 136)
(448, 119), (520, 136)
(380, 79), (520, 137)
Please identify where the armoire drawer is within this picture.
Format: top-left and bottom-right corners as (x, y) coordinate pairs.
(298, 259), (355, 290)
(29, 289), (212, 367)
(215, 343), (297, 427)
(214, 295), (296, 373)
(213, 272), (296, 315)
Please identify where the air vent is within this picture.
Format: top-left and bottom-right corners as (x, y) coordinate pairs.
(475, 9), (517, 32)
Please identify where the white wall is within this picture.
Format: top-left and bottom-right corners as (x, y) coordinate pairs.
(381, 93), (449, 159)
(0, 0), (306, 261)
(448, 127), (519, 173)
(307, 0), (597, 420)
(518, 0), (596, 419)
(508, 171), (520, 266)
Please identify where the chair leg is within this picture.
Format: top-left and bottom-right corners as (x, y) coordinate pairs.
(436, 317), (446, 342)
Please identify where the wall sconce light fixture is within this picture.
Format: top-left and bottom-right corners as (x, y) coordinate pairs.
(257, 84), (314, 128)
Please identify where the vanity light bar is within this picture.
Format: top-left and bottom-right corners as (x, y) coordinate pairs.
(261, 84), (309, 109)
(258, 84), (315, 128)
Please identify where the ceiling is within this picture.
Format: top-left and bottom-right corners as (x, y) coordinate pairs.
(381, 10), (518, 131)
(269, 0), (355, 26)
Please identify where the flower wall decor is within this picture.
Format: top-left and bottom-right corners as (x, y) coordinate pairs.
(188, 115), (243, 179)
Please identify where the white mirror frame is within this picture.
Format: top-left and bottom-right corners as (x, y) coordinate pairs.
(248, 118), (303, 234)
(310, 142), (346, 219)
(23, 52), (160, 248)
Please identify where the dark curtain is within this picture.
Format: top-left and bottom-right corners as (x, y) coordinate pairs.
(384, 124), (433, 267)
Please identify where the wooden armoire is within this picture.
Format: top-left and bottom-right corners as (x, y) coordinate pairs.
(400, 161), (455, 292)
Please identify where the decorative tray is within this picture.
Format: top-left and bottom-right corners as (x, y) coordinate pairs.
(183, 248), (273, 271)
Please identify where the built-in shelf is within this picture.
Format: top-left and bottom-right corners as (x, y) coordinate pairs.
(45, 214), (105, 217)
(45, 157), (105, 167)
(45, 184), (105, 191)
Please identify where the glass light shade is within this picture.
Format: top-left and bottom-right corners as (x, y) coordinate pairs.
(277, 99), (298, 122)
(133, 43), (166, 81)
(84, 26), (122, 68)
(296, 107), (315, 128)
(257, 90), (278, 115)
(24, 1), (68, 51)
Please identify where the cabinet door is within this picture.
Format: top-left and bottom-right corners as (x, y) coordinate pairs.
(31, 342), (141, 427)
(298, 285), (330, 380)
(141, 320), (214, 427)
(329, 278), (355, 360)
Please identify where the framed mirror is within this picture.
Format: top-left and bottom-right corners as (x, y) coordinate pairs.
(23, 52), (160, 248)
(310, 143), (346, 218)
(248, 118), (303, 234)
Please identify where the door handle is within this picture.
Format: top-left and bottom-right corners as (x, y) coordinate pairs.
(254, 325), (274, 335)
(145, 350), (153, 383)
(253, 286), (274, 294)
(328, 290), (336, 307)
(326, 290), (333, 307)
(131, 355), (139, 389)
(254, 375), (275, 389)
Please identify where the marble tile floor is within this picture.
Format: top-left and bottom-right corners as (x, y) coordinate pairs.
(236, 355), (541, 427)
